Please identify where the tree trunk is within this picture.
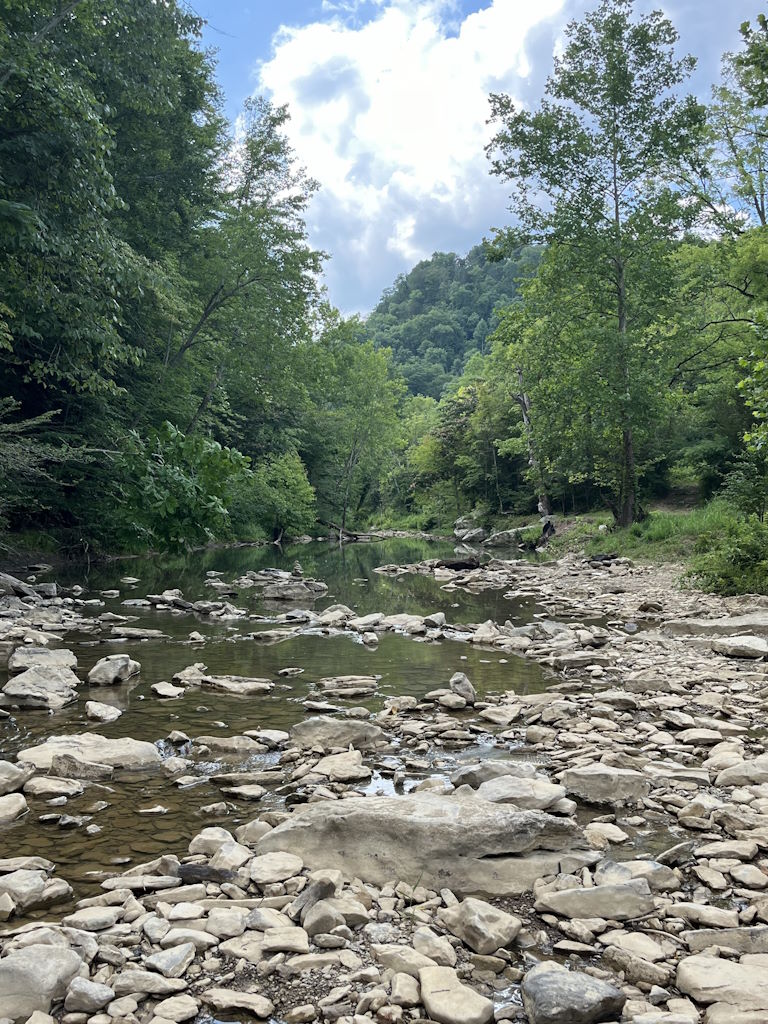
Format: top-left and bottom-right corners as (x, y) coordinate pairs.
(514, 368), (551, 515)
(613, 133), (636, 527)
(618, 427), (636, 527)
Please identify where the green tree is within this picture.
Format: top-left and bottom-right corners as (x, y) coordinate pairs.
(487, 0), (705, 525)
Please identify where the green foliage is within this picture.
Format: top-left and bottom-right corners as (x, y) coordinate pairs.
(229, 452), (316, 540)
(690, 515), (768, 595)
(0, 399), (69, 530)
(110, 423), (251, 550)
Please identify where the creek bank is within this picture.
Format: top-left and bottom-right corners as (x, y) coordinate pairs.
(3, 553), (768, 1022)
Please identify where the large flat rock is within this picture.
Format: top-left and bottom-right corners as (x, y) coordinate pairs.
(256, 793), (589, 896)
(17, 733), (161, 770)
(664, 613), (768, 637)
(290, 716), (386, 750)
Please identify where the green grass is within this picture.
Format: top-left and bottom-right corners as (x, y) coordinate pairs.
(546, 500), (739, 564)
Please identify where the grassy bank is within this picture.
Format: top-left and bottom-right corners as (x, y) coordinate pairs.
(544, 500), (768, 596)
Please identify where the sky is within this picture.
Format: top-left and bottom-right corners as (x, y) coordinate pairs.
(192, 0), (761, 314)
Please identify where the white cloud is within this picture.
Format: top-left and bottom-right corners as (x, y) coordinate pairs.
(256, 0), (565, 311)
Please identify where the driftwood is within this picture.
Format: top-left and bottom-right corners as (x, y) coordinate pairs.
(319, 519), (373, 541)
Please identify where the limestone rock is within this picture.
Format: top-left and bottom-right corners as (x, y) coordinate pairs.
(0, 666), (79, 710)
(561, 763), (649, 804)
(438, 897), (521, 954)
(17, 733), (160, 770)
(201, 988), (274, 1018)
(535, 879), (655, 920)
(0, 944), (82, 1020)
(256, 793), (587, 895)
(290, 716), (385, 749)
(64, 978), (114, 1013)
(677, 954), (768, 1010)
(87, 654), (140, 686)
(418, 965), (494, 1024)
(0, 793), (27, 824)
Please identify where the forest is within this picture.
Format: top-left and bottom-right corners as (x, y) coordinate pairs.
(2, 1), (768, 594)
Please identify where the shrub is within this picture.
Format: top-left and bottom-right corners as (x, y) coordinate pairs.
(229, 451), (316, 540)
(689, 515), (768, 595)
(110, 422), (251, 550)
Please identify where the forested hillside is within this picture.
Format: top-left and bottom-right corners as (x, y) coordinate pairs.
(3, 1), (768, 594)
(365, 245), (538, 398)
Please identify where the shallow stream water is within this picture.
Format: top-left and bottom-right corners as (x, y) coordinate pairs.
(1, 539), (556, 905)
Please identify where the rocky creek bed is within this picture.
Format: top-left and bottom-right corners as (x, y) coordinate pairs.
(2, 540), (768, 1024)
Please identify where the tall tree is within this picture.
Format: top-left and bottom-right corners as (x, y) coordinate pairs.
(487, 0), (704, 524)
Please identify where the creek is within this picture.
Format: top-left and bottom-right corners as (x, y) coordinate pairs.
(0, 538), (553, 904)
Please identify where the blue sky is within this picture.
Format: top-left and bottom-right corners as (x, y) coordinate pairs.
(192, 0), (761, 314)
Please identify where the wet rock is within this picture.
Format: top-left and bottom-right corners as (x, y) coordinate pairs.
(521, 960), (626, 1024)
(87, 654), (140, 686)
(256, 793), (587, 895)
(1, 666), (79, 710)
(18, 733), (161, 770)
(437, 898), (521, 954)
(418, 965), (493, 1024)
(0, 944), (82, 1020)
(84, 700), (122, 723)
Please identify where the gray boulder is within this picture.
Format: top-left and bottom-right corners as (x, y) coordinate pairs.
(8, 647), (77, 673)
(87, 654), (140, 686)
(17, 733), (160, 770)
(449, 672), (476, 705)
(521, 961), (626, 1024)
(0, 943), (83, 1020)
(290, 716), (385, 750)
(0, 666), (79, 710)
(256, 793), (588, 895)
(560, 763), (649, 805)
